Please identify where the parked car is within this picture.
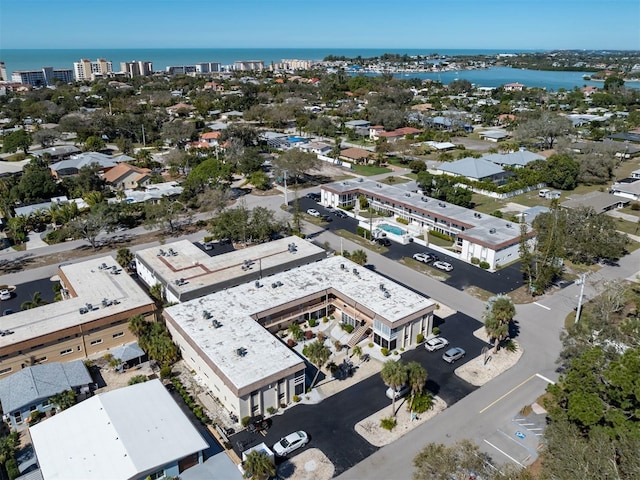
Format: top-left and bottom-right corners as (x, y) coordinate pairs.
(433, 261), (453, 272)
(3, 309), (14, 316)
(323, 205), (334, 211)
(272, 431), (309, 457)
(333, 210), (347, 218)
(247, 415), (271, 434)
(0, 289), (10, 301)
(425, 337), (450, 352)
(375, 237), (391, 246)
(321, 214), (333, 222)
(412, 253), (428, 263)
(203, 242), (214, 251)
(385, 384), (411, 399)
(442, 347), (466, 363)
(306, 208), (320, 217)
(305, 193), (320, 201)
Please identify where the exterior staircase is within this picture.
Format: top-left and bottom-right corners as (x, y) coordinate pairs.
(347, 324), (369, 348)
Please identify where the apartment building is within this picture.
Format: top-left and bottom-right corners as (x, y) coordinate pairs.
(120, 60), (153, 77)
(233, 60), (264, 71)
(11, 67), (73, 86)
(0, 256), (156, 376)
(73, 58), (113, 81)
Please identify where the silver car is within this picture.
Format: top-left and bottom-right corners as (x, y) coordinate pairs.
(273, 430), (309, 457)
(425, 337), (449, 352)
(442, 347), (465, 363)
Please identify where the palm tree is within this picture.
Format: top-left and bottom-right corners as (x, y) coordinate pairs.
(351, 345), (362, 359)
(21, 291), (47, 310)
(128, 314), (148, 337)
(381, 359), (408, 417)
(306, 339), (332, 389)
(350, 249), (368, 266)
(483, 295), (516, 353)
(116, 248), (134, 270)
(406, 361), (428, 412)
(50, 389), (77, 411)
(242, 449), (275, 480)
(288, 322), (304, 342)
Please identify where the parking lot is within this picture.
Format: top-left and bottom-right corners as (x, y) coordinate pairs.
(297, 197), (524, 295)
(0, 277), (58, 316)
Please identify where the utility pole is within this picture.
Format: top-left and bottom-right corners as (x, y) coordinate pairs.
(283, 170), (288, 206)
(141, 125), (146, 147)
(575, 272), (587, 324)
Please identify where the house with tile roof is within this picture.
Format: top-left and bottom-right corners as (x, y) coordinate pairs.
(339, 147), (373, 164)
(103, 163), (151, 190)
(0, 360), (92, 430)
(370, 127), (422, 142)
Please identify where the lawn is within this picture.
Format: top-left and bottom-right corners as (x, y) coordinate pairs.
(613, 217), (640, 236)
(351, 164), (393, 176)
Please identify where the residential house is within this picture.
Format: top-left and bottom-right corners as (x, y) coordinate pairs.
(581, 86), (599, 97)
(0, 360), (92, 430)
(479, 130), (509, 142)
(370, 127), (422, 142)
(339, 147), (373, 164)
(439, 157), (512, 184)
(344, 120), (371, 129)
(204, 81), (225, 92)
(119, 182), (183, 204)
(30, 380), (209, 480)
(298, 141), (332, 156)
(561, 191), (629, 213)
(50, 152), (132, 179)
(610, 179), (640, 201)
(503, 82), (525, 91)
(32, 145), (81, 162)
(166, 102), (196, 116)
(103, 163), (151, 190)
(482, 150), (545, 168)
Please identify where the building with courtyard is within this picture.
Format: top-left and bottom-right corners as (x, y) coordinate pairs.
(163, 254), (436, 418)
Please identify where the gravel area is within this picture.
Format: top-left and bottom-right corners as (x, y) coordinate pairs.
(277, 448), (335, 480)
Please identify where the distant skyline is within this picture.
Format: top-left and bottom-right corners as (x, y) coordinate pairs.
(1, 0), (639, 51)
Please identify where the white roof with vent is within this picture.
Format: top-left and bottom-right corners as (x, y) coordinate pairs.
(164, 256), (434, 392)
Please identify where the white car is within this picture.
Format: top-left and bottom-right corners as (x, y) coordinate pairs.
(425, 337), (449, 352)
(385, 384), (411, 399)
(0, 289), (10, 301)
(412, 252), (428, 263)
(433, 261), (453, 272)
(272, 431), (309, 457)
(306, 208), (320, 217)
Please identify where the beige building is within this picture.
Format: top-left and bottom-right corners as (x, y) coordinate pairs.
(73, 58), (113, 81)
(163, 255), (436, 418)
(0, 256), (155, 376)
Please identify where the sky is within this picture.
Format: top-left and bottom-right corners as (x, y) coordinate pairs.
(0, 0), (639, 51)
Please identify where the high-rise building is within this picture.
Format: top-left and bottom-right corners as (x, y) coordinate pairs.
(120, 60), (153, 77)
(11, 67), (73, 86)
(233, 60), (264, 71)
(195, 62), (221, 74)
(73, 58), (113, 81)
(0, 62), (7, 82)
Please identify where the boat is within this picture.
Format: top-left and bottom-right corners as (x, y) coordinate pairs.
(582, 75), (591, 80)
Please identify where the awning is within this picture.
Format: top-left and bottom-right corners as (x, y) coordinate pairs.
(110, 342), (145, 363)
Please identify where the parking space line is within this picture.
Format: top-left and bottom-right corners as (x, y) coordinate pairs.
(533, 302), (551, 310)
(497, 429), (537, 456)
(535, 373), (555, 384)
(479, 374), (536, 413)
(483, 440), (525, 467)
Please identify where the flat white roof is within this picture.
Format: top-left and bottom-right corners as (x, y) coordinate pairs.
(135, 236), (325, 300)
(164, 256), (434, 392)
(0, 256), (154, 349)
(30, 379), (208, 480)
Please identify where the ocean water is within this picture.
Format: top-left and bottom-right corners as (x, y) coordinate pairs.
(1, 48), (634, 90)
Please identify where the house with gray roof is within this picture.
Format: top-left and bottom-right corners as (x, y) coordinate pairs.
(482, 150), (545, 168)
(0, 360), (92, 430)
(439, 157), (512, 184)
(479, 129), (509, 142)
(32, 145), (81, 161)
(344, 119), (371, 129)
(561, 191), (629, 213)
(50, 152), (132, 178)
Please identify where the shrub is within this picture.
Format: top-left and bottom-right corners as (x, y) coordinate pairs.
(368, 342), (374, 348)
(416, 333), (425, 344)
(630, 202), (640, 211)
(317, 332), (326, 342)
(504, 339), (518, 352)
(287, 339), (296, 347)
(203, 235), (214, 242)
(293, 395), (301, 403)
(341, 323), (354, 334)
(5, 458), (19, 480)
(241, 416), (251, 427)
(280, 403), (287, 409)
(479, 261), (490, 269)
(159, 365), (172, 379)
(380, 416), (397, 431)
(470, 257), (480, 265)
(308, 318), (318, 327)
(410, 391), (434, 414)
(396, 217), (409, 225)
(491, 210), (504, 218)
(305, 330), (314, 340)
(432, 327), (440, 336)
(267, 406), (277, 415)
(393, 350), (399, 355)
(356, 226), (369, 238)
(333, 340), (343, 351)
(381, 347), (390, 356)
(128, 374), (148, 385)
(322, 316), (329, 323)
(428, 230), (454, 242)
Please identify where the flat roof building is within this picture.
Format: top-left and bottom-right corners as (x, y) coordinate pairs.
(135, 236), (326, 303)
(321, 178), (531, 270)
(163, 254), (435, 418)
(30, 379), (208, 480)
(0, 256), (156, 376)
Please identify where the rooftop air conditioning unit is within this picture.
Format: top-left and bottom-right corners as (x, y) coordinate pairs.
(489, 228), (496, 234)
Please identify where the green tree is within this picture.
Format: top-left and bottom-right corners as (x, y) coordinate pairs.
(482, 295), (515, 353)
(82, 135), (106, 152)
(21, 291), (47, 310)
(116, 248), (134, 270)
(350, 249), (368, 266)
(406, 361), (427, 412)
(144, 198), (185, 233)
(14, 158), (59, 202)
(242, 450), (275, 480)
(413, 440), (497, 480)
(544, 153), (580, 190)
(380, 359), (408, 417)
(49, 389), (77, 411)
(288, 322), (304, 342)
(1, 129), (31, 154)
(271, 149), (319, 185)
(306, 339), (332, 389)
(70, 204), (115, 249)
(33, 128), (60, 148)
(515, 110), (573, 149)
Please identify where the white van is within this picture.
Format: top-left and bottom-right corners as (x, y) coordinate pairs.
(538, 189), (550, 197)
(545, 191), (561, 200)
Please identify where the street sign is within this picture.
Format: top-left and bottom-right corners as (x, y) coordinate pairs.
(515, 431), (526, 439)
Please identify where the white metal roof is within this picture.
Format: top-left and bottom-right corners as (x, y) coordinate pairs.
(30, 379), (209, 480)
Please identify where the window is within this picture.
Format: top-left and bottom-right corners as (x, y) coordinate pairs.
(14, 411), (22, 424)
(0, 367), (12, 376)
(90, 339), (103, 346)
(60, 348), (73, 356)
(112, 332), (124, 339)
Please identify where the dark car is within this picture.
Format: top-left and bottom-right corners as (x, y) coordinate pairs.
(333, 210), (347, 218)
(375, 237), (391, 246)
(321, 215), (333, 222)
(247, 415), (271, 433)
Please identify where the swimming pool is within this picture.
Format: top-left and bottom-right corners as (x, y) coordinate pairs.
(378, 223), (407, 236)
